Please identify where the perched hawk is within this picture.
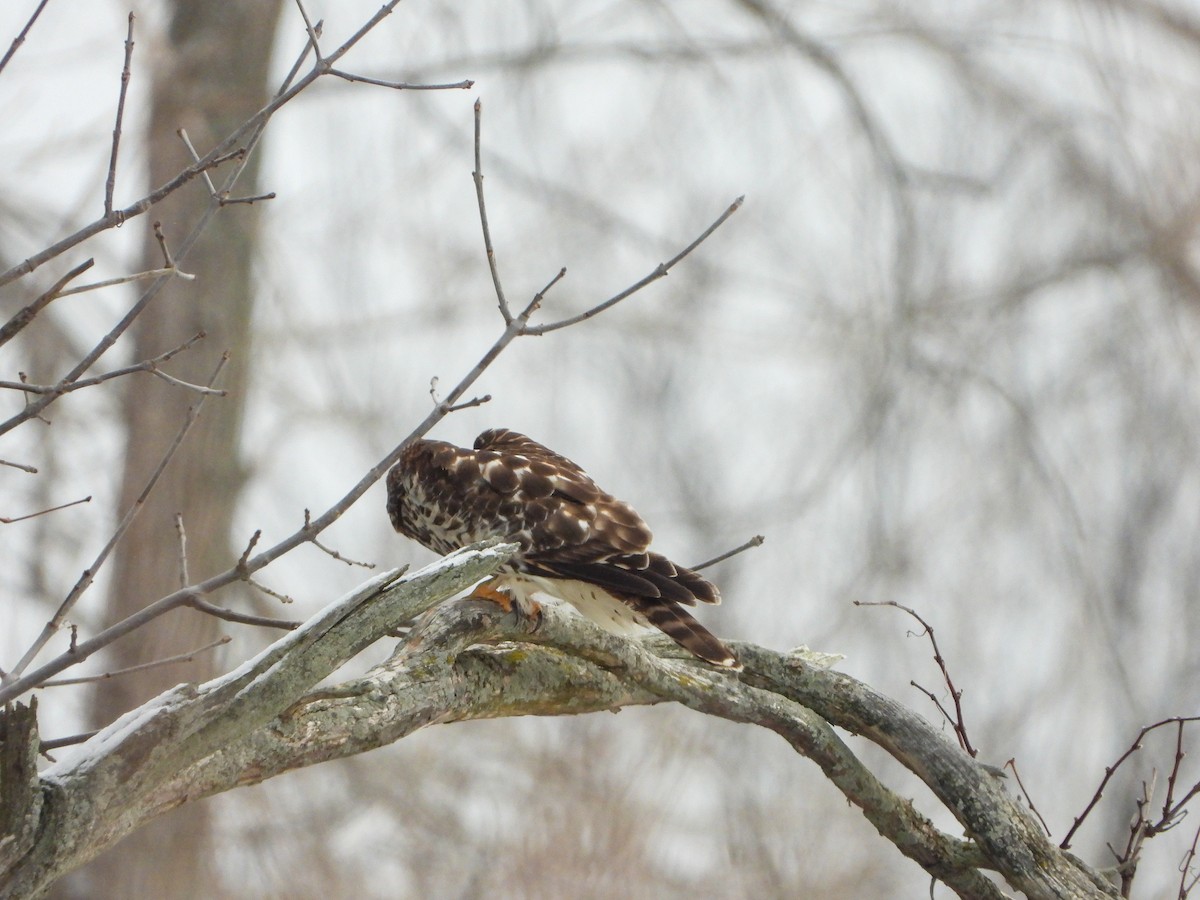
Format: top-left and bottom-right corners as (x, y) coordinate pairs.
(386, 428), (739, 668)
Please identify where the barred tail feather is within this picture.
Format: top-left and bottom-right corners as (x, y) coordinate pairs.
(628, 596), (740, 669)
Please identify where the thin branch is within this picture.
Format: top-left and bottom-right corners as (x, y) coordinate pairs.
(691, 534), (765, 572)
(104, 13), (135, 217)
(1180, 820), (1200, 899)
(855, 599), (978, 757)
(1062, 716), (1200, 849)
(186, 597), (299, 631)
(1004, 758), (1051, 836)
(327, 68), (473, 91)
(55, 265), (197, 298)
(152, 221), (178, 270)
(523, 195), (744, 335)
(293, 0), (323, 62)
(247, 577), (295, 606)
(175, 513), (189, 589)
(237, 529), (263, 572)
(219, 191), (276, 206)
(3, 353), (229, 684)
(1113, 774), (1156, 897)
(473, 98), (513, 324)
(0, 494), (91, 525)
(40, 636), (231, 686)
(39, 730), (99, 754)
(177, 129), (276, 206)
(0, 0), (51, 78)
(0, 332), (208, 395)
(0, 258), (95, 349)
(0, 458), (38, 474)
(148, 366), (228, 396)
(304, 509), (376, 569)
(1163, 720), (1190, 824)
(528, 266), (567, 314)
(178, 128), (220, 196)
(280, 17), (320, 92)
(444, 393), (491, 413)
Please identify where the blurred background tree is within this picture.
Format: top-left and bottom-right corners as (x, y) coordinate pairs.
(56, 3), (286, 898)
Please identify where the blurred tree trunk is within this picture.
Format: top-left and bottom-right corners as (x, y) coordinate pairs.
(54, 3), (285, 897)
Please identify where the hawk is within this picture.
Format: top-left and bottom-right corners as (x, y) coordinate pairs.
(386, 428), (739, 669)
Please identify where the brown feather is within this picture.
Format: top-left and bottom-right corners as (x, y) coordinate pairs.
(386, 429), (738, 668)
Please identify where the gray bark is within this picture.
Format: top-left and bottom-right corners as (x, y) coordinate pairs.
(1, 542), (1118, 899)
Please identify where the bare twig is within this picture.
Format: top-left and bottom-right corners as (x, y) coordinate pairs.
(445, 394), (491, 413)
(175, 513), (189, 588)
(177, 128), (221, 197)
(237, 530), (263, 572)
(0, 332), (208, 396)
(148, 367), (228, 396)
(3, 353), (229, 683)
(304, 509), (376, 569)
(219, 191), (276, 206)
(151, 222), (181, 273)
(691, 534), (765, 572)
(104, 13), (135, 217)
(1112, 774), (1157, 897)
(279, 16), (320, 92)
(39, 730), (99, 754)
(0, 458), (38, 474)
(430, 375), (490, 414)
(473, 98), (512, 324)
(55, 264), (197, 298)
(533, 266), (567, 308)
(0, 258), (95, 349)
(328, 68), (472, 90)
(1062, 716), (1200, 849)
(293, 0), (323, 61)
(1180, 820), (1200, 899)
(1004, 758), (1051, 835)
(186, 597), (299, 631)
(523, 195), (744, 335)
(41, 636), (231, 686)
(1162, 720), (1198, 826)
(178, 128), (276, 206)
(855, 600), (978, 757)
(1, 495), (92, 525)
(0, 0), (51, 78)
(247, 577), (294, 605)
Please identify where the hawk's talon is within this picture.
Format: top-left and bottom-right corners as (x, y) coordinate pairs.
(466, 581), (543, 633)
(465, 580), (516, 614)
(526, 598), (544, 633)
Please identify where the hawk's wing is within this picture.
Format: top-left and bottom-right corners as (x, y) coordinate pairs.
(473, 428), (721, 607)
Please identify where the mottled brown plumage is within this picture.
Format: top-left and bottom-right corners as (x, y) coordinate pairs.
(386, 428), (738, 668)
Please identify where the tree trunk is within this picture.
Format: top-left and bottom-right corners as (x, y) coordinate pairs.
(56, 4), (284, 897)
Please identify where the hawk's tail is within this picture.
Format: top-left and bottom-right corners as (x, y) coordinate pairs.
(627, 596), (741, 670)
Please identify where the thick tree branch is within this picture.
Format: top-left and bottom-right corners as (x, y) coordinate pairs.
(0, 543), (516, 897)
(0, 546), (1120, 899)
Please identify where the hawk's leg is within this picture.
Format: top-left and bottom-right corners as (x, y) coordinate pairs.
(465, 578), (543, 631)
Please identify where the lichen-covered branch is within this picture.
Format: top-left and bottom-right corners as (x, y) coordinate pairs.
(0, 543), (516, 898)
(0, 548), (1118, 899)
